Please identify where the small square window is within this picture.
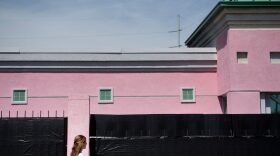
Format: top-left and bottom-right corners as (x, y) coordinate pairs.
(98, 88), (113, 103)
(237, 52), (248, 64)
(181, 88), (195, 103)
(12, 89), (27, 104)
(270, 52), (280, 64)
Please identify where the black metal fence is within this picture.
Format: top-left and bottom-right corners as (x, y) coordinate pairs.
(0, 118), (67, 156)
(90, 114), (280, 156)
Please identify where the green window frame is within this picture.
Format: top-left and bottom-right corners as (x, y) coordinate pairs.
(98, 88), (113, 103)
(181, 88), (195, 102)
(12, 89), (27, 104)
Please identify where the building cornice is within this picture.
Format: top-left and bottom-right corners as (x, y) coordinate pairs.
(0, 48), (217, 72)
(185, 1), (280, 47)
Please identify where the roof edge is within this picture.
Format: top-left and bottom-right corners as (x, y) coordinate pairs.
(0, 47), (216, 54)
(185, 1), (280, 47)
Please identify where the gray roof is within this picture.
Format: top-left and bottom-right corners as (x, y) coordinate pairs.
(0, 48), (217, 71)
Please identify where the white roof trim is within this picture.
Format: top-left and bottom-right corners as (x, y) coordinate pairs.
(0, 48), (217, 71)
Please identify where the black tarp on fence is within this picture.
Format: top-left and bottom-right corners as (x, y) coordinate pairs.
(90, 114), (280, 137)
(90, 114), (280, 156)
(92, 137), (280, 156)
(0, 118), (67, 156)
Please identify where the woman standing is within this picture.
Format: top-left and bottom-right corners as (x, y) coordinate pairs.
(71, 135), (87, 156)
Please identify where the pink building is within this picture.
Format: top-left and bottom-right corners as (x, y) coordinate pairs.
(185, 0), (280, 115)
(1, 1), (280, 156)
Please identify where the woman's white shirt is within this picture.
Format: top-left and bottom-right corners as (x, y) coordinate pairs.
(78, 153), (83, 156)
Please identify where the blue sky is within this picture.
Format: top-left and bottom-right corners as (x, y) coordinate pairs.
(0, 0), (219, 51)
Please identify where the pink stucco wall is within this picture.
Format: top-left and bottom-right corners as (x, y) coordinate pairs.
(0, 72), (222, 155)
(217, 29), (280, 113)
(217, 30), (230, 95)
(227, 91), (260, 114)
(68, 95), (90, 156)
(0, 73), (69, 117)
(0, 72), (221, 116)
(89, 72), (220, 114)
(228, 29), (280, 91)
(0, 71), (220, 155)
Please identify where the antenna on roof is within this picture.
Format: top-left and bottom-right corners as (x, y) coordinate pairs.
(169, 15), (182, 48)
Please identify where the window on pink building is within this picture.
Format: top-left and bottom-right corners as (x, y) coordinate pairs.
(237, 52), (248, 64)
(98, 88), (113, 104)
(181, 88), (195, 103)
(12, 89), (27, 104)
(261, 93), (280, 114)
(270, 52), (280, 64)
